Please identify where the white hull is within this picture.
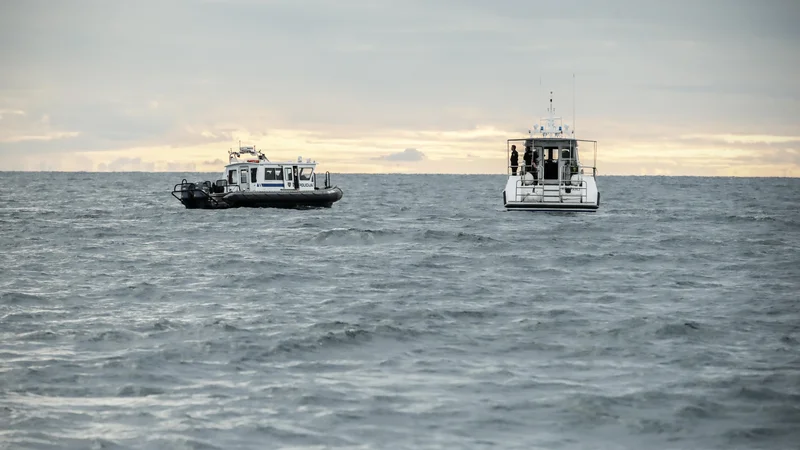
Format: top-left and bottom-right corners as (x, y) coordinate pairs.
(503, 175), (599, 212)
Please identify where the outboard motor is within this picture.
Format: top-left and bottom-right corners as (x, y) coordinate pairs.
(172, 178), (216, 209)
(212, 179), (227, 194)
(180, 181), (210, 209)
(181, 182), (195, 201)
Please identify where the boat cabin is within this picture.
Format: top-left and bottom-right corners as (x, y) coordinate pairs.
(509, 137), (589, 183)
(223, 161), (316, 191)
(209, 145), (327, 194)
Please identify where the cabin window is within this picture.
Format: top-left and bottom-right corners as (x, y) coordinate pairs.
(274, 168), (282, 180)
(264, 168), (275, 181)
(286, 169), (292, 181)
(299, 167), (313, 180)
(240, 169), (248, 184)
(251, 168), (257, 183)
(228, 170), (236, 184)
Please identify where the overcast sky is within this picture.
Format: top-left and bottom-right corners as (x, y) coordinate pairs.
(1, 0), (798, 175)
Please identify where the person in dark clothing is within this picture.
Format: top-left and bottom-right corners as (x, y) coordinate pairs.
(510, 145), (519, 175)
(523, 147), (533, 174)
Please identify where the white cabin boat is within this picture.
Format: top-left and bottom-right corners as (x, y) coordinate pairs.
(172, 145), (343, 209)
(502, 95), (600, 212)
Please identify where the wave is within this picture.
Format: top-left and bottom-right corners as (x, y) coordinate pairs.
(722, 213), (778, 223)
(84, 329), (143, 343)
(654, 321), (703, 337)
(117, 384), (165, 397)
(72, 208), (113, 219)
(104, 282), (161, 297)
(16, 330), (59, 341)
(418, 229), (500, 244)
(312, 227), (404, 245)
(0, 292), (49, 305)
(723, 425), (799, 446)
(231, 321), (431, 364)
(310, 227), (503, 247)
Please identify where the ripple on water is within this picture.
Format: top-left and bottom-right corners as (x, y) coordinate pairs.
(1, 174), (799, 449)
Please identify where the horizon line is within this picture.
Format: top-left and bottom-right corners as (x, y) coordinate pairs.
(0, 170), (798, 179)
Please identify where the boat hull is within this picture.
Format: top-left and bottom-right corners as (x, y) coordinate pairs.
(174, 185), (344, 209)
(502, 174), (600, 213)
(504, 202), (598, 212)
(503, 191), (600, 212)
(224, 187), (343, 209)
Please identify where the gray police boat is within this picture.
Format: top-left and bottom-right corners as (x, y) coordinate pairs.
(172, 145), (343, 209)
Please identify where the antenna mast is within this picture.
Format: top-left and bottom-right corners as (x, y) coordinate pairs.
(538, 75), (543, 128)
(573, 73), (576, 137)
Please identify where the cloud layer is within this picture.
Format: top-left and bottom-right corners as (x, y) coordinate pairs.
(375, 148), (426, 162)
(1, 0), (798, 175)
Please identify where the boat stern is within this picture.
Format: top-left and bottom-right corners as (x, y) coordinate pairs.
(503, 174), (599, 212)
(171, 179), (230, 209)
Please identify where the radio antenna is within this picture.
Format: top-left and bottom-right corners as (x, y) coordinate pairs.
(572, 73), (576, 136)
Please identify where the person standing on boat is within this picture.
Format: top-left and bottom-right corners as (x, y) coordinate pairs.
(523, 146), (533, 174)
(510, 145), (519, 175)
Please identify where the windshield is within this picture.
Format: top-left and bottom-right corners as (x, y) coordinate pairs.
(299, 167), (314, 180)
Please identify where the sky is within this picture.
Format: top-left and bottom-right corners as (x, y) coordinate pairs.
(1, 0), (798, 176)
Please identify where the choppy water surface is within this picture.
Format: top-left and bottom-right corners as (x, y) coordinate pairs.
(1, 172), (799, 449)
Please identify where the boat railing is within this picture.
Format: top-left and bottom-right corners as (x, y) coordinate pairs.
(508, 164), (596, 178)
(505, 138), (598, 177)
(513, 178), (589, 203)
(318, 171), (332, 189)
